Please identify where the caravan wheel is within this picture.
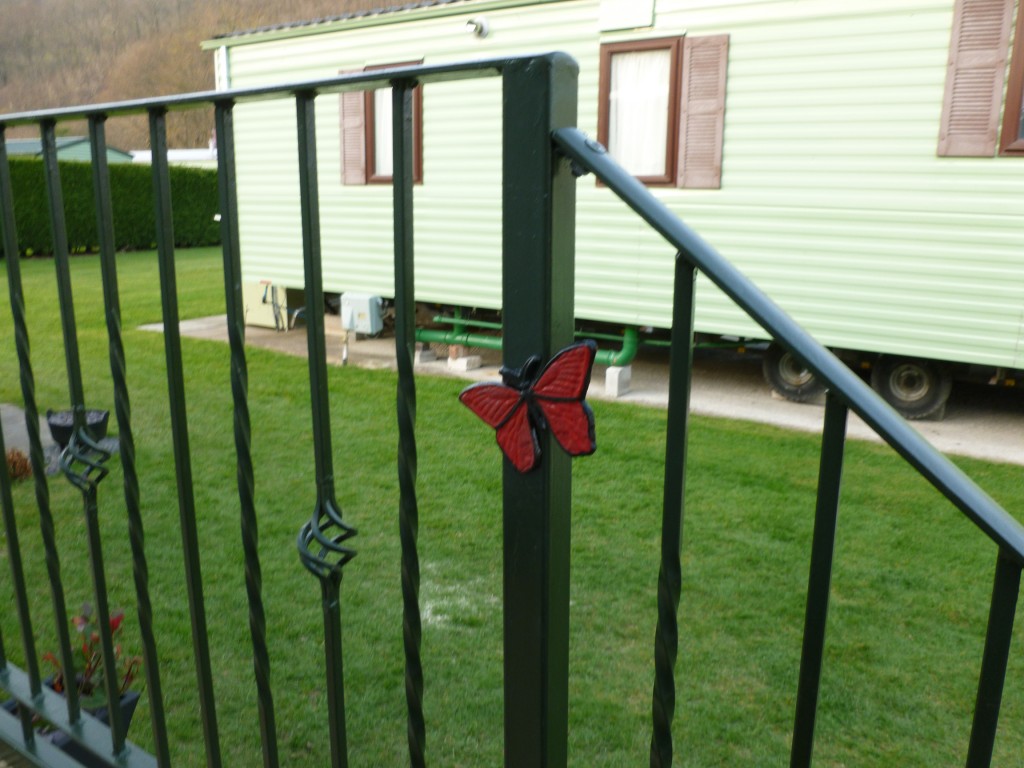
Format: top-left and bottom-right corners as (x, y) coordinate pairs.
(762, 343), (826, 402)
(870, 355), (952, 420)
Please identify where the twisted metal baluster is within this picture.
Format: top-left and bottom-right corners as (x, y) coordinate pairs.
(59, 433), (129, 754)
(37, 120), (83, 724)
(650, 255), (696, 768)
(0, 127), (43, 718)
(293, 90), (357, 768)
(43, 117), (129, 756)
(88, 115), (170, 766)
(0, 347), (38, 745)
(0, 426), (38, 747)
(391, 81), (426, 768)
(149, 107), (222, 768)
(297, 503), (356, 768)
(214, 99), (280, 768)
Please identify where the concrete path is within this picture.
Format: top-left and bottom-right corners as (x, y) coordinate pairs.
(8, 316), (1020, 467)
(1, 403), (60, 475)
(133, 315), (1024, 468)
(1, 403), (57, 455)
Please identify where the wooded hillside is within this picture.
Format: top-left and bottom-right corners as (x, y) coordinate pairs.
(0, 0), (402, 149)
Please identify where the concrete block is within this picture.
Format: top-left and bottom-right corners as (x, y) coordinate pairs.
(605, 365), (632, 398)
(415, 344), (437, 364)
(448, 354), (482, 372)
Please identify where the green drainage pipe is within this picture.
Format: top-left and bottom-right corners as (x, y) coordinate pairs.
(414, 325), (639, 367)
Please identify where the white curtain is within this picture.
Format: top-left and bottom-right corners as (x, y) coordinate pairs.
(609, 49), (671, 177)
(374, 89), (393, 177)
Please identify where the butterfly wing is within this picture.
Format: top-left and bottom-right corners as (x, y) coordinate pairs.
(459, 383), (521, 428)
(459, 382), (539, 473)
(531, 340), (598, 459)
(536, 399), (596, 458)
(495, 400), (540, 473)
(532, 340), (597, 400)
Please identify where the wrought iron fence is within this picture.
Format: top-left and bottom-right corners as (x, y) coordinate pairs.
(0, 53), (1020, 767)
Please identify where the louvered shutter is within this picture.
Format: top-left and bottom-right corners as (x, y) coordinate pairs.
(678, 34), (729, 189)
(938, 0), (1013, 157)
(340, 72), (366, 184)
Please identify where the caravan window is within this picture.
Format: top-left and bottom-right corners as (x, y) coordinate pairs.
(339, 62), (423, 185)
(598, 35), (729, 189)
(598, 39), (681, 185)
(365, 62), (424, 183)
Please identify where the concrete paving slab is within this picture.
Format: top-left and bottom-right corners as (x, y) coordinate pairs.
(1, 403), (56, 456)
(1, 403), (63, 475)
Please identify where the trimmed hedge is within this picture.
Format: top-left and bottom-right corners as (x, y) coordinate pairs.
(1, 158), (220, 256)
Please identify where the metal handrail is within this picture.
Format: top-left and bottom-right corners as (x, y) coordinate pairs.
(553, 126), (1024, 566)
(0, 60), (507, 127)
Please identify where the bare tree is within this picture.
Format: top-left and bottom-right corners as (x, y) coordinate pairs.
(0, 0), (467, 144)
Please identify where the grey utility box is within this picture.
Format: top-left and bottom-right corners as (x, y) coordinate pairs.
(340, 293), (384, 335)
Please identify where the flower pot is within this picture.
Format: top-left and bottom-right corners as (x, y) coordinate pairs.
(45, 409), (109, 449)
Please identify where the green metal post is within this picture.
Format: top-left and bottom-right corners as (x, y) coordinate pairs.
(790, 393), (848, 768)
(965, 552), (1021, 767)
(500, 54), (578, 768)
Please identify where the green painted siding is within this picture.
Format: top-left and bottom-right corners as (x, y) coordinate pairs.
(221, 0), (1024, 369)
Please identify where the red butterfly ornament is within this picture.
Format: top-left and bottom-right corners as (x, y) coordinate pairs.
(459, 340), (598, 473)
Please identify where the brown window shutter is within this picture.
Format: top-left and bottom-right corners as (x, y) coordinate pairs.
(340, 72), (366, 184)
(678, 34), (728, 189)
(938, 0), (1013, 157)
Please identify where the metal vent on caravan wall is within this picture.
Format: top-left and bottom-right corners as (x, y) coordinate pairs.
(599, 0), (654, 31)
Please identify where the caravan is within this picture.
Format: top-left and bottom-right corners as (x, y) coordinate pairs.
(205, 0), (1024, 418)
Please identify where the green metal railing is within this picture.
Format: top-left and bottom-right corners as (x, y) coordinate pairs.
(0, 52), (1020, 768)
(552, 128), (1024, 767)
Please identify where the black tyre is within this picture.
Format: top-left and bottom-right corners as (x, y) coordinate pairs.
(870, 355), (952, 420)
(762, 343), (826, 402)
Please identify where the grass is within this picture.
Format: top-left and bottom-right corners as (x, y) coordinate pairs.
(1, 247), (1023, 766)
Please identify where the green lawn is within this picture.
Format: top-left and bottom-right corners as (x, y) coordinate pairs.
(1, 248), (1022, 766)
